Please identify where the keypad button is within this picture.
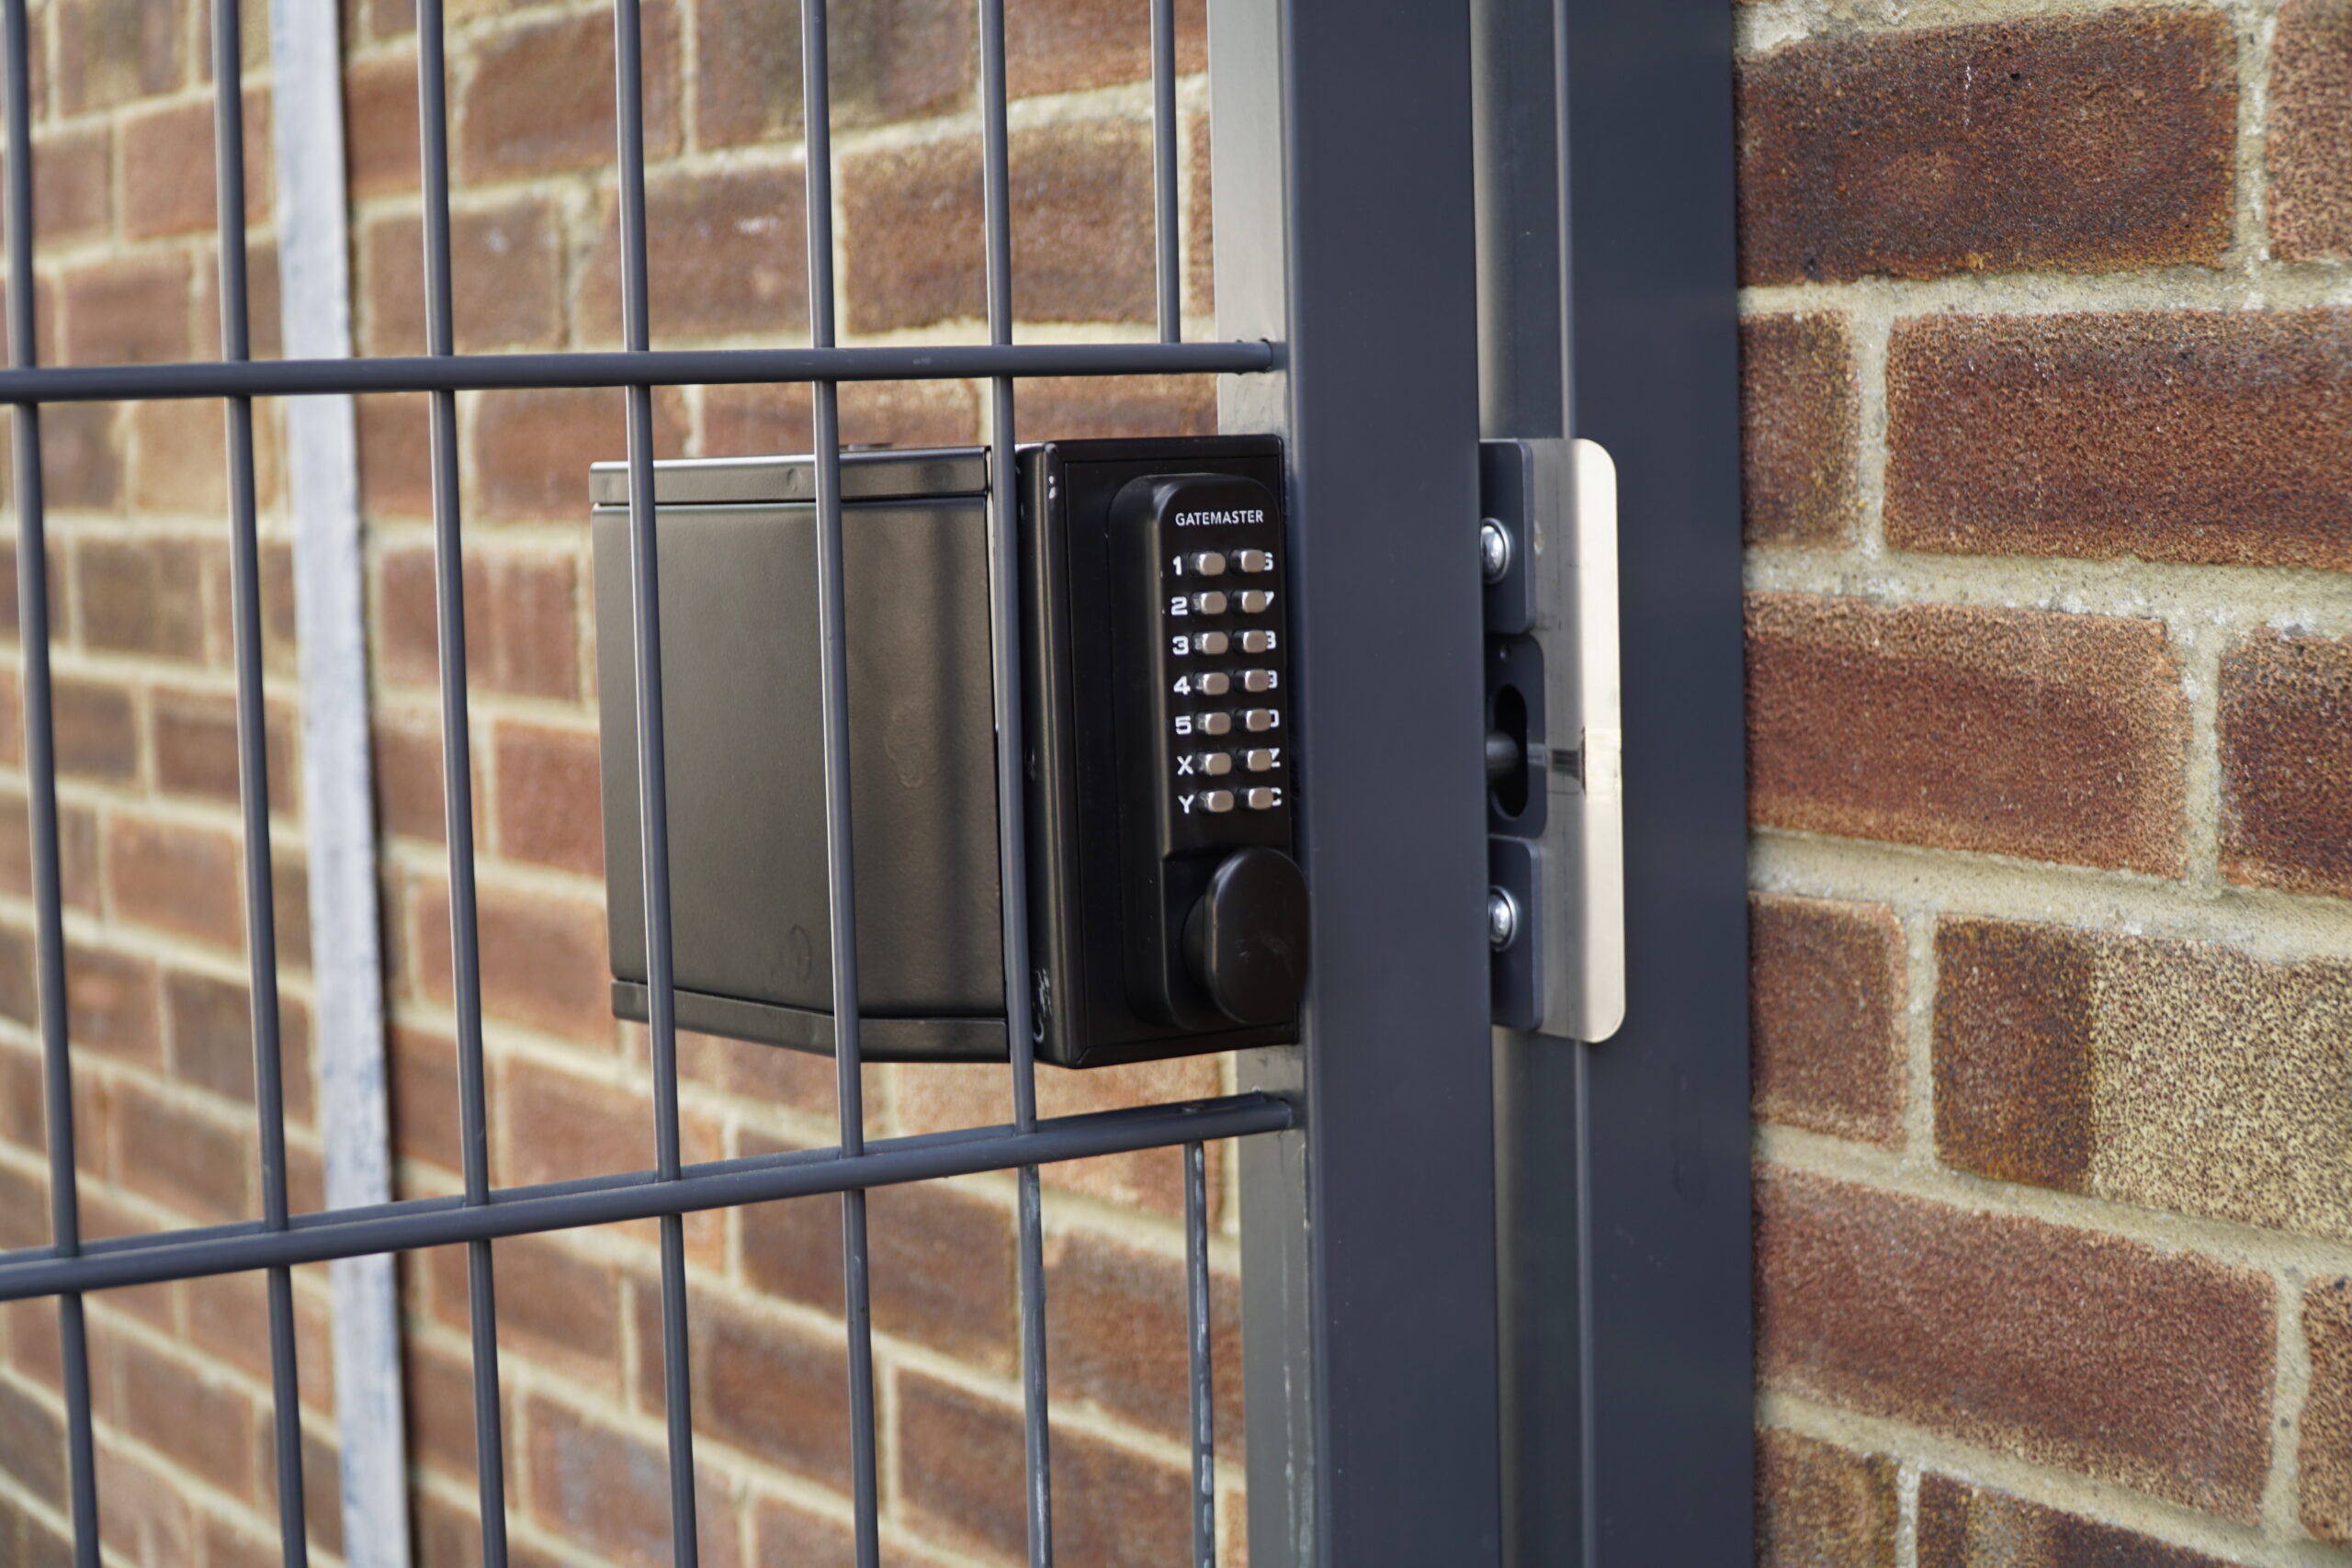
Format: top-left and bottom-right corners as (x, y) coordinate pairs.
(1194, 631), (1230, 657)
(1243, 708), (1278, 733)
(1238, 590), (1272, 614)
(1195, 671), (1231, 696)
(1246, 748), (1279, 773)
(1239, 629), (1274, 654)
(1188, 551), (1228, 577)
(1246, 787), (1279, 811)
(1241, 668), (1275, 693)
(1196, 751), (1233, 776)
(1196, 712), (1233, 736)
(1192, 590), (1228, 615)
(1237, 549), (1274, 573)
(1203, 790), (1236, 814)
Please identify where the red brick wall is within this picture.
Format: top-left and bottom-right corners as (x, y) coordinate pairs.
(1740, 0), (2352, 1562)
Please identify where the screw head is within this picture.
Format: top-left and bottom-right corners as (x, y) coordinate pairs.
(1479, 519), (1512, 583)
(1487, 886), (1520, 951)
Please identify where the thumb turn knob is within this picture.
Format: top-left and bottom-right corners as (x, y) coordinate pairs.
(1182, 847), (1310, 1025)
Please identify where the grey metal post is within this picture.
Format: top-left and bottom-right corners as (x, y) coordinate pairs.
(1212, 0), (1504, 1562)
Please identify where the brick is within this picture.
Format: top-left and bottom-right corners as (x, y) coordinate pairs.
(1736, 11), (2233, 285)
(1742, 314), (1859, 547)
(152, 687), (299, 815)
(701, 379), (979, 456)
(1936, 916), (2352, 1240)
(1756, 1166), (2273, 1518)
(193, 236), (284, 362)
(672, 1023), (861, 1117)
(406, 1331), (514, 1482)
(1006, 0), (1204, 97)
(65, 942), (160, 1066)
(651, 1281), (851, 1486)
(51, 675), (136, 784)
(494, 1060), (659, 1190)
(1755, 1427), (1897, 1568)
(121, 90), (270, 240)
(1014, 374), (1216, 440)
(192, 0), (271, 82)
(522, 1393), (740, 1568)
(1745, 593), (2188, 875)
(0, 792), (88, 916)
(470, 384), (686, 522)
(54, 0), (182, 113)
(30, 127), (111, 244)
(130, 400), (232, 514)
(76, 536), (206, 660)
(44, 403), (125, 513)
(843, 121), (1156, 334)
(272, 849), (312, 976)
(1046, 1225), (1241, 1452)
(108, 816), (244, 950)
(1749, 892), (1905, 1146)
(1885, 311), (2352, 572)
(61, 253), (191, 367)
(387, 1024), (462, 1174)
(2303, 1277), (2352, 1543)
(166, 967), (314, 1119)
(378, 544), (582, 698)
(0, 1375), (64, 1510)
(492, 720), (603, 877)
(0, 1161), (47, 1252)
(363, 201), (564, 355)
(114, 1079), (253, 1222)
(748, 1495), (856, 1568)
(344, 49), (421, 198)
(2220, 633), (2352, 898)
(415, 1490), (568, 1568)
(0, 273), (58, 373)
(460, 3), (679, 182)
(0, 1501), (68, 1568)
(898, 1370), (1193, 1567)
(695, 0), (969, 149)
(579, 166), (809, 345)
(181, 1269), (334, 1414)
(1917, 1473), (2232, 1568)
(415, 878), (607, 1043)
(116, 1336), (257, 1500)
(374, 707), (483, 846)
(740, 1153), (1014, 1367)
(1187, 111), (1211, 318)
(2270, 0), (2352, 260)
(430, 1233), (619, 1391)
(356, 392), (432, 518)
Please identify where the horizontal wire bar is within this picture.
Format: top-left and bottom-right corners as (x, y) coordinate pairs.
(0, 341), (1278, 404)
(0, 1095), (1291, 1300)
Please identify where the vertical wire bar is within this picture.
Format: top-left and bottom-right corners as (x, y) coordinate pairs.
(209, 4), (308, 1559)
(1149, 0), (1181, 343)
(610, 5), (700, 1564)
(1, 3), (98, 1560)
(976, 2), (1051, 1562)
(1183, 1142), (1216, 1568)
(795, 5), (882, 1564)
(414, 3), (510, 1561)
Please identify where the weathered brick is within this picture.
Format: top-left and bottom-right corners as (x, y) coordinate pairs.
(387, 1024), (462, 1175)
(470, 384), (685, 522)
(181, 1269), (334, 1414)
(1736, 11), (2234, 285)
(1750, 892), (1905, 1145)
(1756, 1166), (2273, 1518)
(1046, 1225), (1240, 1452)
(1742, 314), (1859, 547)
(373, 706), (481, 846)
(54, 0), (183, 114)
(578, 165), (809, 345)
(152, 686), (300, 815)
(0, 1497), (69, 1568)
(94, 1438), (198, 1566)
(1014, 374), (1216, 440)
(1006, 0), (1204, 96)
(1886, 311), (2352, 572)
(51, 675), (135, 784)
(1755, 1427), (1897, 1568)
(1917, 1473), (2232, 1568)
(363, 201), (565, 355)
(843, 121), (1156, 334)
(748, 1495), (856, 1568)
(414, 1489), (568, 1568)
(1186, 111), (1211, 318)
(491, 720), (603, 877)
(121, 89), (270, 240)
(522, 1393), (741, 1568)
(0, 1375), (64, 1510)
(701, 378), (979, 455)
(459, 3), (679, 182)
(356, 392), (433, 518)
(43, 403), (125, 513)
(671, 1022), (861, 1116)
(2220, 633), (2352, 898)
(378, 544), (582, 699)
(1938, 915), (2352, 1240)
(119, 1334), (262, 1499)
(344, 48), (421, 199)
(695, 0), (969, 148)
(2271, 0), (2352, 261)
(30, 127), (111, 244)
(405, 1330), (514, 1482)
(414, 878), (606, 1043)
(192, 236), (284, 362)
(2303, 1277), (2352, 1543)
(165, 967), (314, 1119)
(64, 942), (160, 1067)
(61, 253), (191, 367)
(77, 536), (206, 660)
(430, 1233), (620, 1392)
(114, 1078), (254, 1223)
(646, 1280), (851, 1486)
(130, 396), (278, 516)
(108, 816), (244, 950)
(898, 1370), (1193, 1567)
(1746, 593), (2188, 875)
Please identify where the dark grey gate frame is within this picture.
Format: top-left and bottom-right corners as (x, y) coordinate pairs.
(0, 0), (1747, 1561)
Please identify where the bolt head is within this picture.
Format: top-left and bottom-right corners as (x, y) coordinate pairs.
(1487, 886), (1520, 951)
(1479, 519), (1511, 583)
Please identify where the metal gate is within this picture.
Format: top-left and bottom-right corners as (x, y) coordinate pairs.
(0, 0), (1749, 1561)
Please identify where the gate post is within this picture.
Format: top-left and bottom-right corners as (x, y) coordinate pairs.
(1210, 2), (1504, 1564)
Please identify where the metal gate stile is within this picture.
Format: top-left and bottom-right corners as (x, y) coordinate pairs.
(0, 0), (1534, 1563)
